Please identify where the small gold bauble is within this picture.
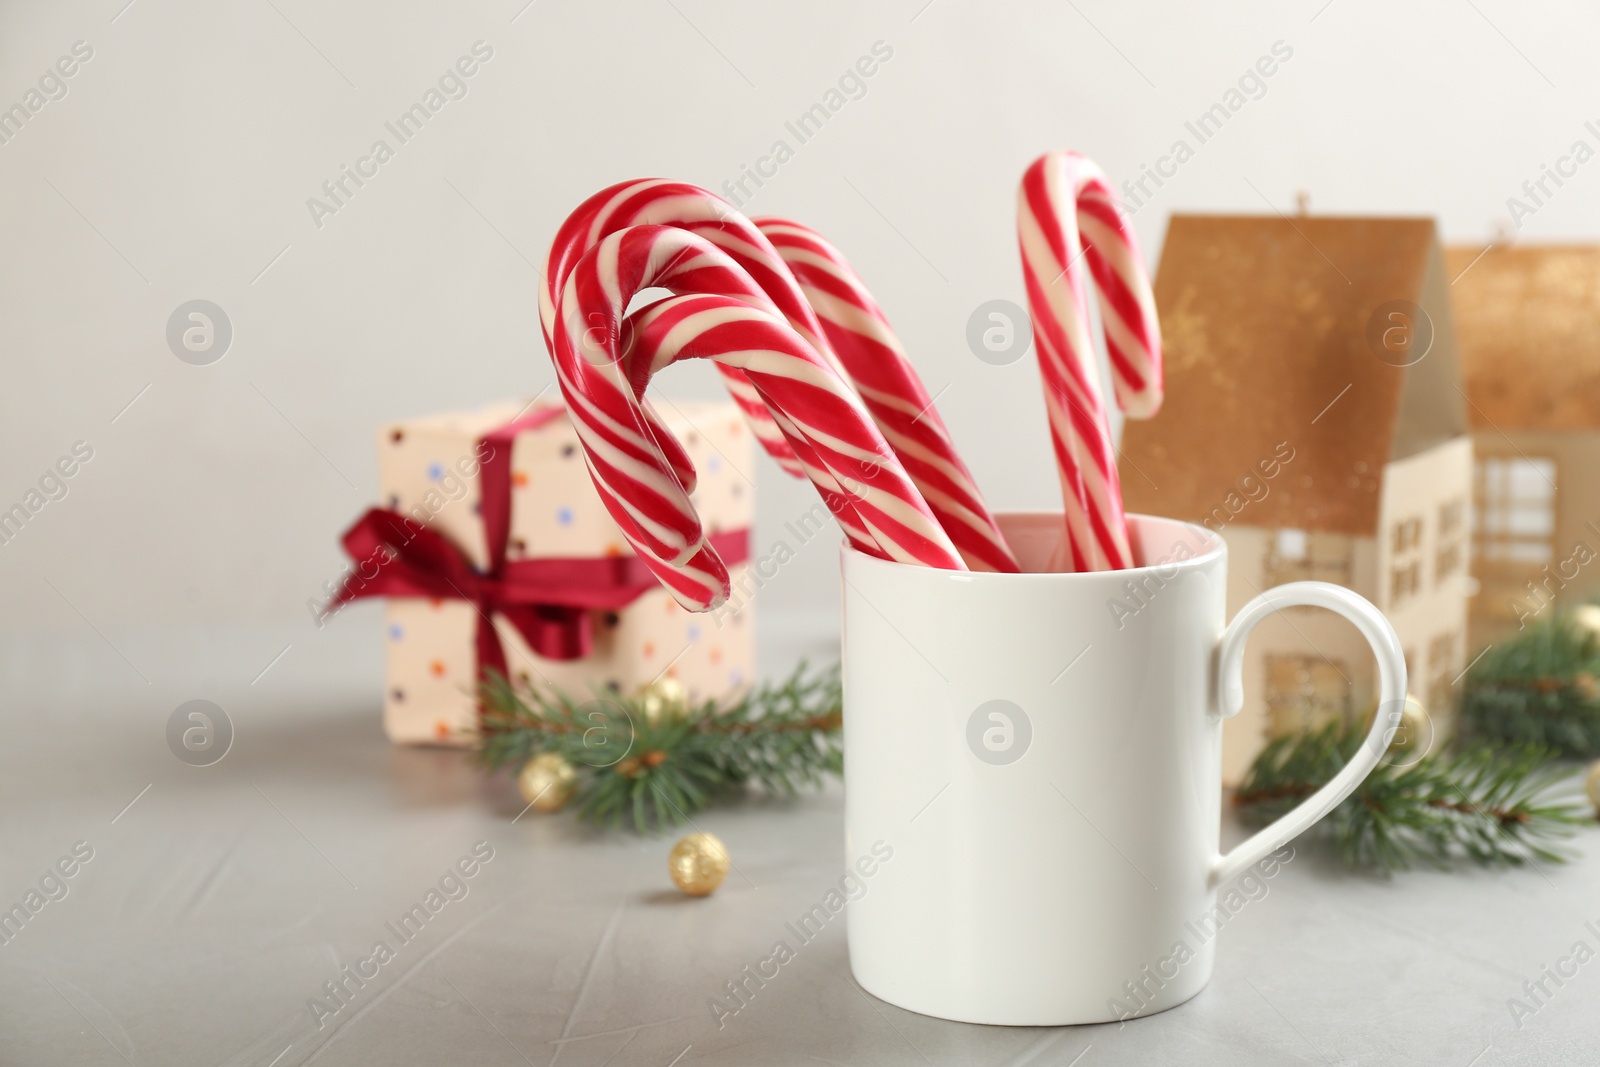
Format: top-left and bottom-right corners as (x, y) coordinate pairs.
(1575, 672), (1600, 703)
(641, 676), (689, 726)
(1571, 603), (1600, 638)
(668, 832), (730, 896)
(1370, 695), (1432, 761)
(518, 752), (576, 812)
(1585, 759), (1600, 817)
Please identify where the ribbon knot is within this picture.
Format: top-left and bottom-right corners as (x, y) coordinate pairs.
(330, 405), (747, 691)
(331, 506), (647, 675)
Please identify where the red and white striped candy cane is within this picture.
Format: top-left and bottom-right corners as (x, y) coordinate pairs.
(551, 225), (965, 609)
(1065, 159), (1163, 419)
(755, 218), (1020, 574)
(557, 215), (880, 561)
(1018, 151), (1163, 571)
(629, 294), (974, 573)
(541, 179), (848, 481)
(538, 185), (770, 490)
(542, 180), (1018, 570)
(541, 181), (885, 549)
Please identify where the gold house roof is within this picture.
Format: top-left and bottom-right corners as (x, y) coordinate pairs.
(1119, 214), (1468, 536)
(1445, 243), (1600, 431)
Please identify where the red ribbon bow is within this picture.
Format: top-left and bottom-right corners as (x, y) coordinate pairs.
(330, 405), (748, 684)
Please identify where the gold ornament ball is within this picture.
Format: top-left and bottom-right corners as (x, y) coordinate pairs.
(518, 752), (577, 813)
(641, 676), (689, 726)
(1586, 760), (1600, 817)
(1392, 696), (1433, 753)
(1571, 603), (1600, 638)
(668, 832), (730, 896)
(1367, 695), (1432, 760)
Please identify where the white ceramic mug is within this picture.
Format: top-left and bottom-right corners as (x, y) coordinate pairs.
(841, 512), (1406, 1026)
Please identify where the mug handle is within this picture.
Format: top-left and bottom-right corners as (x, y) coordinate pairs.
(1209, 580), (1408, 887)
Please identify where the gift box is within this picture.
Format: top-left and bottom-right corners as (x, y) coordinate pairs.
(337, 398), (755, 746)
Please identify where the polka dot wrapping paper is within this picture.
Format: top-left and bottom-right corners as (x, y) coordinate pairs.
(373, 398), (755, 747)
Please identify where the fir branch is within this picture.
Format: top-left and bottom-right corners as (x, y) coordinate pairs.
(478, 662), (843, 832)
(1460, 611), (1600, 757)
(1235, 720), (1589, 872)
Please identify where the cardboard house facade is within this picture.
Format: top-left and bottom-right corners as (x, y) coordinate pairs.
(1444, 243), (1600, 650)
(1120, 215), (1474, 785)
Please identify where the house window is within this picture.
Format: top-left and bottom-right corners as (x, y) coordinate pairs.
(1390, 560), (1422, 604)
(1474, 456), (1557, 564)
(1393, 517), (1423, 554)
(1436, 540), (1463, 581)
(1265, 528), (1355, 588)
(1388, 513), (1427, 608)
(1265, 654), (1352, 736)
(1435, 497), (1467, 583)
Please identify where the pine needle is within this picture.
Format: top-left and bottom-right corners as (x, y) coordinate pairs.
(1460, 610), (1600, 757)
(478, 661), (843, 832)
(1235, 720), (1589, 872)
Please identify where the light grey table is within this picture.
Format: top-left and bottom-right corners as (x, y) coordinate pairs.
(3, 620), (1596, 1066)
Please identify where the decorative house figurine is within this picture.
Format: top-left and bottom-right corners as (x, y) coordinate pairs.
(1119, 214), (1474, 784)
(1444, 243), (1600, 650)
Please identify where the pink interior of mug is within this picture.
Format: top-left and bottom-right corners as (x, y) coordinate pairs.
(995, 512), (1223, 575)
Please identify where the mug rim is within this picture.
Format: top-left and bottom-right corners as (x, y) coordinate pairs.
(840, 511), (1226, 581)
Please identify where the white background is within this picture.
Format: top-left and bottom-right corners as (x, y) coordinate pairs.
(2, 0), (1596, 694)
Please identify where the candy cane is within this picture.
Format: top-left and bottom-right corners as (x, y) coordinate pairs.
(540, 179), (847, 481)
(630, 294), (971, 571)
(571, 229), (917, 566)
(565, 219), (881, 557)
(541, 181), (884, 549)
(541, 180), (1021, 571)
(754, 218), (1020, 574)
(537, 181), (1011, 566)
(550, 225), (965, 609)
(1070, 159), (1163, 419)
(1018, 152), (1162, 571)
